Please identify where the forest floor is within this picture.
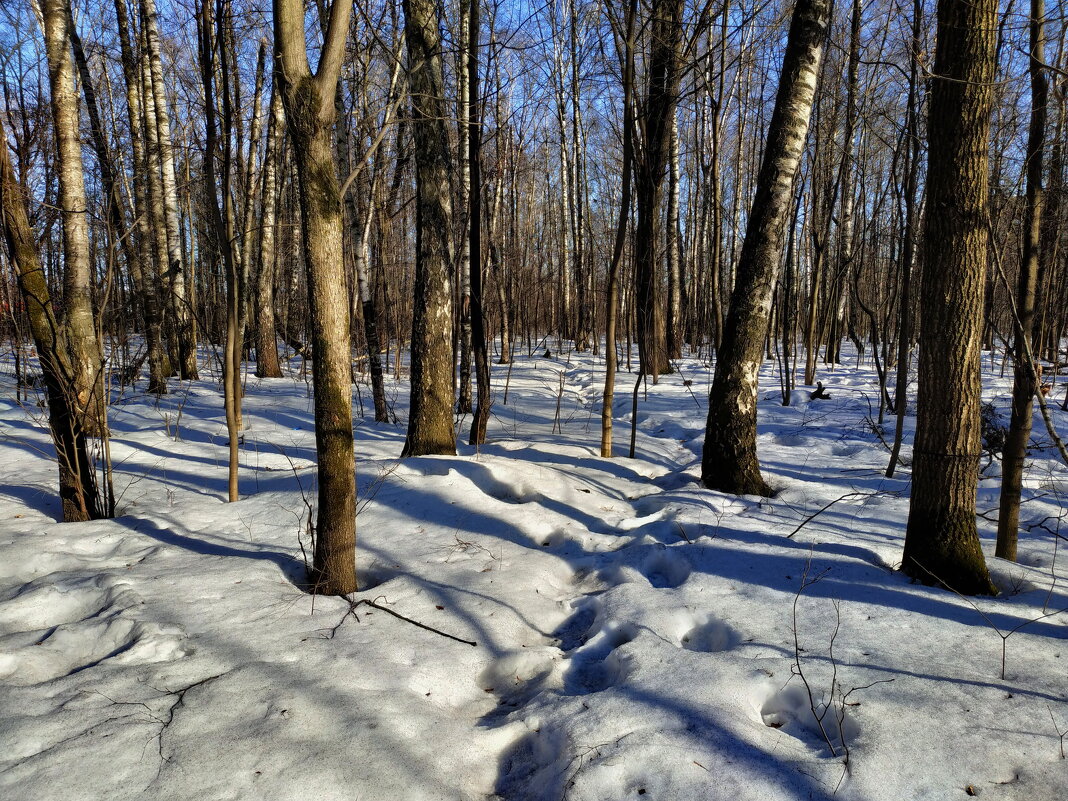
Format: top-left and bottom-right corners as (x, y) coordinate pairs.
(1, 341), (1067, 801)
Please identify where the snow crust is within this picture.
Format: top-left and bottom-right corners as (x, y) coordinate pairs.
(1, 344), (1066, 800)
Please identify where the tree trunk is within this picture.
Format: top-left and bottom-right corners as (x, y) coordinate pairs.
(886, 0), (923, 478)
(601, 0), (636, 458)
(468, 0), (491, 446)
(112, 0), (167, 393)
(41, 0), (106, 437)
(143, 0), (199, 379)
(401, 0), (456, 456)
(255, 87), (285, 378)
(996, 0), (1047, 562)
(1, 117), (101, 522)
(666, 112), (682, 361)
(902, 0), (998, 595)
(701, 0), (830, 496)
(632, 0), (683, 381)
(274, 0), (357, 595)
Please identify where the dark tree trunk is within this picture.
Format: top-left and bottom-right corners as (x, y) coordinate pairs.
(902, 0), (998, 595)
(996, 0), (1047, 562)
(401, 0), (457, 456)
(632, 0), (684, 381)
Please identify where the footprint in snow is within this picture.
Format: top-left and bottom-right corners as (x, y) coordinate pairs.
(680, 616), (739, 653)
(641, 549), (692, 589)
(759, 683), (860, 754)
(562, 621), (637, 695)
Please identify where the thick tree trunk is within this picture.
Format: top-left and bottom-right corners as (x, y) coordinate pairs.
(902, 0), (997, 595)
(401, 0), (457, 457)
(701, 0), (830, 496)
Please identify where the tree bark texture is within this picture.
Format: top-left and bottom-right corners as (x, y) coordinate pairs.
(401, 0), (457, 457)
(41, 0), (106, 437)
(1, 118), (101, 522)
(902, 0), (998, 595)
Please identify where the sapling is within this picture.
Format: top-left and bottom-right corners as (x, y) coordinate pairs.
(913, 560), (1068, 679)
(1047, 705), (1067, 759)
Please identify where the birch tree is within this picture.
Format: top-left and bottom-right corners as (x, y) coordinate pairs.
(702, 0), (831, 496)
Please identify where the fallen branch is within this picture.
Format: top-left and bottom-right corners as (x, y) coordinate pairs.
(787, 490), (881, 539)
(323, 596), (477, 647)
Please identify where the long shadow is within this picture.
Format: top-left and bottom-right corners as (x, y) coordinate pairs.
(0, 483), (63, 518)
(488, 681), (838, 801)
(116, 515), (306, 588)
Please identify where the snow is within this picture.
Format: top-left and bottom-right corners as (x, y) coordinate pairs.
(1, 344), (1067, 800)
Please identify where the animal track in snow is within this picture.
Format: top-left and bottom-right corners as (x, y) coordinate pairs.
(759, 683), (860, 754)
(562, 622), (637, 695)
(679, 616), (738, 653)
(641, 549), (692, 589)
(0, 575), (190, 686)
(479, 648), (560, 710)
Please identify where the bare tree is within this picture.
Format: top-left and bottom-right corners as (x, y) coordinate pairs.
(702, 0), (831, 496)
(902, 0), (998, 595)
(274, 0), (357, 594)
(996, 0), (1048, 562)
(400, 0), (456, 457)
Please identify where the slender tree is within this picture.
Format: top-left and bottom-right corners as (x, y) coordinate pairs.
(274, 0), (357, 594)
(701, 0), (831, 496)
(995, 0), (1047, 562)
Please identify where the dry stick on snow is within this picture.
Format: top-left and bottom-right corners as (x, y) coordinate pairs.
(791, 555), (895, 791)
(323, 596), (477, 647)
(911, 560), (1068, 679)
(1047, 704), (1068, 759)
(786, 490), (881, 539)
(790, 557), (840, 758)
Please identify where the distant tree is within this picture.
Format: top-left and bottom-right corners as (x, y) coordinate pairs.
(701, 0), (831, 496)
(902, 0), (998, 595)
(996, 0), (1047, 562)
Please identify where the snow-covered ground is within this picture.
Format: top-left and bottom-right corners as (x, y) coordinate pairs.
(1, 342), (1066, 801)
